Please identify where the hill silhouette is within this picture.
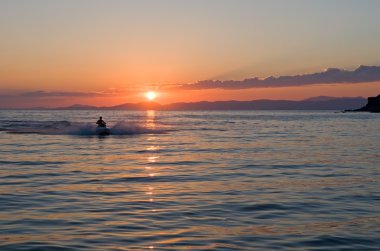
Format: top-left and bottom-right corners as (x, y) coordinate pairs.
(348, 94), (380, 113)
(53, 96), (366, 111)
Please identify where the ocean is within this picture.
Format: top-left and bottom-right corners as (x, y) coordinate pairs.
(0, 110), (379, 250)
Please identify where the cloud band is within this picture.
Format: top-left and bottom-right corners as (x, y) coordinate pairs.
(177, 65), (380, 90)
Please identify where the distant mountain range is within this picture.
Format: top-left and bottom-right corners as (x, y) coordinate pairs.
(52, 96), (367, 111)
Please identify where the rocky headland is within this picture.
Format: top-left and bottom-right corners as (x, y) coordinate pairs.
(347, 94), (380, 113)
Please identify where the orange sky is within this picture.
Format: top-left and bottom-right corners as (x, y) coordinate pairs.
(0, 82), (378, 109)
(0, 1), (380, 107)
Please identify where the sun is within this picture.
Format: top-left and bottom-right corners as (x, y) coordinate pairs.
(145, 91), (157, 101)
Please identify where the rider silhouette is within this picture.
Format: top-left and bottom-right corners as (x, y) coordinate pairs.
(96, 116), (106, 127)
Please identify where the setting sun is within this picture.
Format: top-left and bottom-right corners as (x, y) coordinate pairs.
(145, 91), (157, 101)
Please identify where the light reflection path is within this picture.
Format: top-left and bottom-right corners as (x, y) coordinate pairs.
(145, 110), (158, 249)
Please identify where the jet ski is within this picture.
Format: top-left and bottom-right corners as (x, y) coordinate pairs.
(96, 126), (111, 135)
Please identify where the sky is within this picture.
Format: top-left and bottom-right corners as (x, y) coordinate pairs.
(0, 0), (380, 107)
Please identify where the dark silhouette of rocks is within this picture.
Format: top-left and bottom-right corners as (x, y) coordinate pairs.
(350, 94), (380, 113)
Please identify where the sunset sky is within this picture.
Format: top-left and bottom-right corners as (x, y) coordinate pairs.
(1, 0), (380, 108)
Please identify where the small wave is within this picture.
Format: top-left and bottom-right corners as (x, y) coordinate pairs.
(0, 160), (67, 166)
(240, 203), (290, 211)
(44, 120), (71, 129)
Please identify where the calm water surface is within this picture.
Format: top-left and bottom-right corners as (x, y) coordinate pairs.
(0, 110), (379, 250)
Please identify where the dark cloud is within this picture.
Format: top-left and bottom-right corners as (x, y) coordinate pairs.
(19, 91), (104, 98)
(0, 89), (129, 108)
(177, 65), (380, 90)
(0, 89), (129, 99)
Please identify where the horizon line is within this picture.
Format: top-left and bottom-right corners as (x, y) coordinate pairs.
(0, 95), (370, 110)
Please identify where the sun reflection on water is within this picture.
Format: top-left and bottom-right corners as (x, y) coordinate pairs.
(144, 110), (160, 249)
(146, 110), (156, 129)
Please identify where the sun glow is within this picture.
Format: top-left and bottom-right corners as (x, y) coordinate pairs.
(145, 91), (157, 101)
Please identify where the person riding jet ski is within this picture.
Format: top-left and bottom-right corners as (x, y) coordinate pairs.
(96, 116), (106, 128)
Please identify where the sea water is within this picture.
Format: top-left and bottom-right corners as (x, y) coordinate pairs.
(0, 110), (379, 250)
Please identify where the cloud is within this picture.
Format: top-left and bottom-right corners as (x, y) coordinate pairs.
(0, 89), (131, 108)
(176, 65), (380, 90)
(18, 91), (99, 98)
(0, 88), (130, 98)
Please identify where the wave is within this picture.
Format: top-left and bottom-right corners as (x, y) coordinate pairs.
(4, 120), (168, 136)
